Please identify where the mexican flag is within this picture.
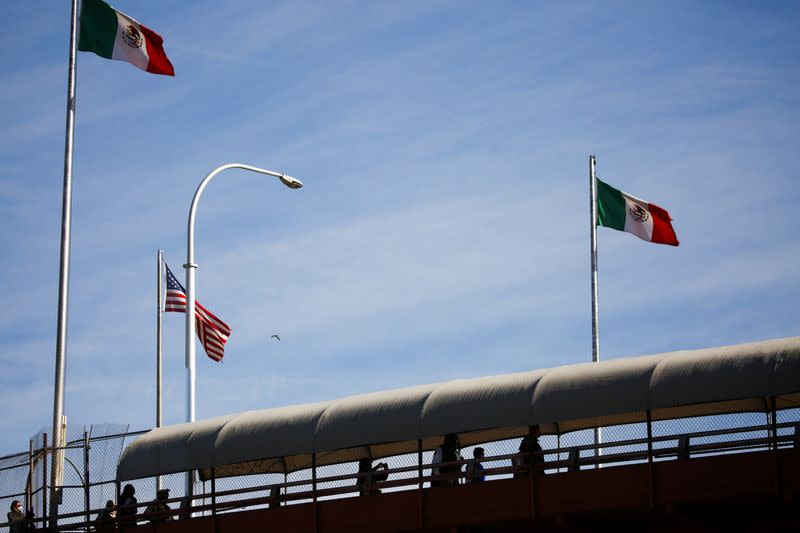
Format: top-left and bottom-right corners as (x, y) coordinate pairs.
(596, 178), (679, 246)
(78, 0), (174, 76)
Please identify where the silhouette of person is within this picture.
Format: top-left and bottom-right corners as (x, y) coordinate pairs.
(144, 488), (173, 523)
(513, 426), (543, 478)
(118, 484), (138, 522)
(356, 458), (389, 496)
(432, 434), (462, 487)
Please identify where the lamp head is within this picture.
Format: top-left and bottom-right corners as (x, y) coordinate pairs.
(279, 174), (303, 189)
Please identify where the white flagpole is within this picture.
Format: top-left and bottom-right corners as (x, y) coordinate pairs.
(157, 250), (164, 429)
(156, 250), (164, 491)
(589, 154), (602, 466)
(50, 0), (79, 527)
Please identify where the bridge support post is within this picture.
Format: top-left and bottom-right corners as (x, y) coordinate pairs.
(769, 396), (778, 450)
(42, 433), (48, 528)
(26, 439), (33, 518)
(312, 454), (319, 533)
(556, 432), (561, 474)
(528, 425), (538, 522)
(114, 480), (121, 530)
(417, 439), (424, 530)
(210, 468), (216, 517)
(211, 468), (220, 533)
(83, 431), (90, 532)
(769, 396), (784, 501)
(646, 410), (655, 510)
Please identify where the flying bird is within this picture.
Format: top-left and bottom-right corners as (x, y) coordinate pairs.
(270, 335), (280, 341)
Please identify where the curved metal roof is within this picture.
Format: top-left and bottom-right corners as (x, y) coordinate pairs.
(117, 336), (800, 481)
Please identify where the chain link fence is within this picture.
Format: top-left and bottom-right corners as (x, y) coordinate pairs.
(1, 423), (141, 532)
(652, 400), (772, 462)
(776, 406), (800, 446)
(0, 451), (30, 532)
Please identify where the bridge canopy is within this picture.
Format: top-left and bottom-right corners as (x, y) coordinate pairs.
(116, 337), (800, 482)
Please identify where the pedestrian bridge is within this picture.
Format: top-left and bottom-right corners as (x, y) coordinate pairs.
(21, 337), (800, 531)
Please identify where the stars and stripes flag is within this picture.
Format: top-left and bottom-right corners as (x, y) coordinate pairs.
(164, 263), (231, 362)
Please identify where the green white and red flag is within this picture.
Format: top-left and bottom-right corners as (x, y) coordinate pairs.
(78, 0), (174, 76)
(596, 178), (679, 246)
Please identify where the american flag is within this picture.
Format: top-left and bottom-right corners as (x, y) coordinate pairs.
(164, 263), (231, 362)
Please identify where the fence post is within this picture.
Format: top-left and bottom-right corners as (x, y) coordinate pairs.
(769, 396), (783, 501)
(646, 410), (655, 510)
(567, 448), (579, 472)
(766, 397), (774, 450)
(528, 425), (538, 521)
(211, 467), (216, 517)
(42, 432), (48, 528)
(311, 454), (317, 502)
(770, 396), (778, 450)
(27, 439), (33, 514)
(312, 454), (319, 533)
(556, 433), (561, 474)
(677, 436), (690, 460)
(115, 480), (122, 530)
(84, 431), (90, 532)
(417, 439), (424, 530)
(417, 439), (423, 489)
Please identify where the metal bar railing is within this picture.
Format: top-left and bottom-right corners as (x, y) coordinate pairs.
(2, 416), (797, 531)
(121, 428), (799, 516)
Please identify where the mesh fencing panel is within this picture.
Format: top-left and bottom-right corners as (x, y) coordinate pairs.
(0, 451), (30, 533)
(56, 423), (133, 527)
(566, 416), (650, 471)
(317, 461), (354, 501)
(557, 428), (595, 471)
(651, 399), (769, 462)
(212, 471), (284, 514)
(285, 469), (313, 506)
(776, 407), (800, 447)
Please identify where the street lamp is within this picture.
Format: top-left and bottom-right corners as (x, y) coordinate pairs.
(185, 164), (303, 424)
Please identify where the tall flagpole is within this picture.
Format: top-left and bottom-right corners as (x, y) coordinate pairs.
(50, 0), (79, 527)
(590, 155), (599, 363)
(156, 250), (164, 491)
(156, 250), (164, 430)
(589, 154), (602, 465)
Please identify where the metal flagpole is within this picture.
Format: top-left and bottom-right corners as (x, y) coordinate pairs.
(157, 250), (164, 430)
(589, 155), (600, 361)
(589, 154), (602, 466)
(156, 250), (164, 491)
(50, 0), (79, 527)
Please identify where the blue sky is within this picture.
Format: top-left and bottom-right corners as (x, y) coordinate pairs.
(1, 0), (798, 455)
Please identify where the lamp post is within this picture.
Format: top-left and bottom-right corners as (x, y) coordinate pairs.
(185, 163), (303, 424)
(183, 163), (302, 505)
